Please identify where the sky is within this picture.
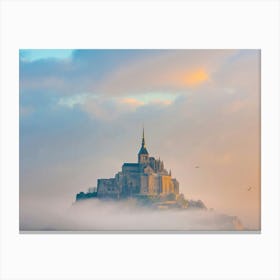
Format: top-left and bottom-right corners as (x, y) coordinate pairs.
(19, 49), (260, 230)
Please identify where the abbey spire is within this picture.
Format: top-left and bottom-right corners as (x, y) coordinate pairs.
(138, 127), (149, 163)
(142, 127), (146, 148)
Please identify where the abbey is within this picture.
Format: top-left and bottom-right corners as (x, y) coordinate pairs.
(95, 129), (179, 199)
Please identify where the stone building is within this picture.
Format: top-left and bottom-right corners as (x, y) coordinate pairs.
(96, 129), (179, 199)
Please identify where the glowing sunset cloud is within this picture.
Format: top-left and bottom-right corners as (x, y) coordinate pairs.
(180, 68), (209, 86)
(121, 97), (144, 106)
(120, 93), (177, 107)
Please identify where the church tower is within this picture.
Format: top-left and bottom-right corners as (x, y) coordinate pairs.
(138, 127), (149, 164)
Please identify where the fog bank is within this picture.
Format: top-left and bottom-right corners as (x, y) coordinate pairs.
(20, 198), (248, 232)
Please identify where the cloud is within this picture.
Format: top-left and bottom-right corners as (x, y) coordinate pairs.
(96, 50), (235, 96)
(224, 99), (247, 114)
(19, 50), (164, 96)
(20, 49), (74, 62)
(120, 97), (144, 107)
(20, 50), (238, 98)
(177, 68), (209, 86)
(20, 197), (246, 231)
(58, 93), (90, 108)
(71, 93), (177, 120)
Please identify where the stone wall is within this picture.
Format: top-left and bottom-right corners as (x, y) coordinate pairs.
(97, 178), (119, 198)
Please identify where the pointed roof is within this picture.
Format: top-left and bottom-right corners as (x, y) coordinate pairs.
(138, 127), (149, 155)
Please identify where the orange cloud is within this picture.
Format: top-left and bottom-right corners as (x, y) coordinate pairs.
(177, 68), (209, 86)
(120, 98), (144, 106)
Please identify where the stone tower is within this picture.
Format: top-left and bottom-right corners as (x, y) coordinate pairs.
(138, 127), (149, 164)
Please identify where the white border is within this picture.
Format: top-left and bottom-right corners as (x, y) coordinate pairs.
(1, 1), (279, 279)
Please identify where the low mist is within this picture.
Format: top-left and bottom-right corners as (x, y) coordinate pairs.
(20, 197), (251, 232)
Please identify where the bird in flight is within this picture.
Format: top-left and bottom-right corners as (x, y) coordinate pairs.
(247, 186), (252, 191)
